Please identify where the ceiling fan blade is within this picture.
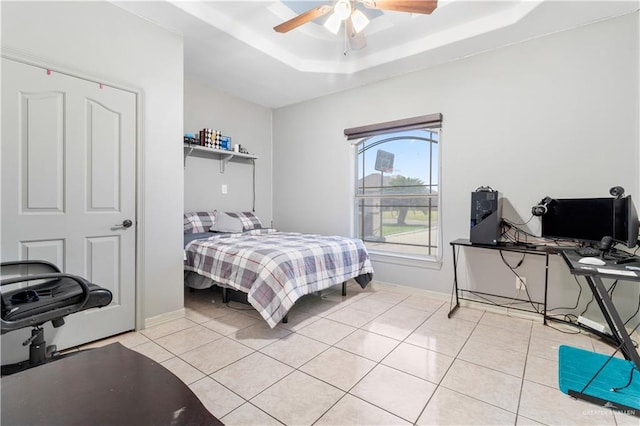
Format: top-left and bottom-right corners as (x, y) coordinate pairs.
(362, 0), (437, 15)
(346, 18), (367, 50)
(274, 5), (333, 33)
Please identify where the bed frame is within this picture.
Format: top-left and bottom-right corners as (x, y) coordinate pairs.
(218, 281), (348, 324)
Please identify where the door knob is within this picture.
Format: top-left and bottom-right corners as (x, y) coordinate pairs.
(115, 219), (133, 229)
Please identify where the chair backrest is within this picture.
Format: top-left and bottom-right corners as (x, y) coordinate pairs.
(1, 260), (61, 282)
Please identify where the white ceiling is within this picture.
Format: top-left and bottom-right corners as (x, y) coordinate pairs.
(114, 1), (638, 108)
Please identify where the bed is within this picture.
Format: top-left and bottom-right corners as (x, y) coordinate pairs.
(183, 211), (374, 327)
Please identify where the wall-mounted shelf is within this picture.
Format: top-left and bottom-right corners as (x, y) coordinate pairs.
(183, 143), (258, 173)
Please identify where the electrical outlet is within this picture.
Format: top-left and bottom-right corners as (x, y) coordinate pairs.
(221, 184), (228, 194)
(515, 276), (526, 290)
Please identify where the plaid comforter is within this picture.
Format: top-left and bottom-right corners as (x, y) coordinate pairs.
(184, 230), (373, 327)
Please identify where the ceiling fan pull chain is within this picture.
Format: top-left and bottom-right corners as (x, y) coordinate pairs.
(343, 23), (348, 56)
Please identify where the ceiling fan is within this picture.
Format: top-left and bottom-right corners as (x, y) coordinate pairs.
(274, 1), (438, 48)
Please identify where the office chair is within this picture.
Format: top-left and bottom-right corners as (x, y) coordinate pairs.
(1, 260), (113, 376)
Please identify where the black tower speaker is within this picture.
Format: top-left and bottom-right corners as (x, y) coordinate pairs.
(470, 190), (502, 245)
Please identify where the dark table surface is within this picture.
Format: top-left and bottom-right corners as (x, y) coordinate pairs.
(450, 238), (565, 254)
(561, 248), (640, 280)
(1, 342), (223, 426)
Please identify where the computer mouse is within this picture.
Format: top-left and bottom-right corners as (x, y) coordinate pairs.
(578, 257), (606, 266)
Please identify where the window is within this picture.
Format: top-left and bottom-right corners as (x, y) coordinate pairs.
(346, 114), (441, 259)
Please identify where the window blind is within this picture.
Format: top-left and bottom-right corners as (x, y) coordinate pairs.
(344, 113), (442, 140)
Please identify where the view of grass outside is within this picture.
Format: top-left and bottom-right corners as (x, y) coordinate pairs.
(381, 210), (438, 237)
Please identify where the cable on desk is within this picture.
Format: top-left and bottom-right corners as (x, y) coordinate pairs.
(501, 221), (532, 246)
(503, 220), (593, 250)
(503, 215), (534, 227)
(501, 218), (549, 245)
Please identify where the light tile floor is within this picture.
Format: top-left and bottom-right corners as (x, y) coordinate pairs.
(80, 282), (639, 426)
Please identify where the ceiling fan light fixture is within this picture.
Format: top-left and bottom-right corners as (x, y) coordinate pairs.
(323, 12), (342, 34)
(334, 0), (352, 20)
(351, 9), (369, 33)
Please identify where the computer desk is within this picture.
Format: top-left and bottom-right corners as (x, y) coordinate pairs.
(449, 240), (640, 413)
(560, 249), (640, 370)
(449, 239), (636, 343)
(449, 238), (563, 323)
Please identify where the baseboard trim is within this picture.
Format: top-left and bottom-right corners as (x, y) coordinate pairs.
(362, 279), (543, 322)
(459, 299), (543, 322)
(364, 279), (450, 301)
(143, 308), (185, 329)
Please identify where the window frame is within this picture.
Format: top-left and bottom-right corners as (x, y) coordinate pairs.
(347, 115), (443, 262)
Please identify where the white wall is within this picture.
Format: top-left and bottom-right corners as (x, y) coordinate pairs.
(1, 2), (185, 324)
(183, 79), (273, 224)
(273, 13), (640, 321)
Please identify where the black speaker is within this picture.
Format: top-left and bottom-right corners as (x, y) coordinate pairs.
(470, 190), (502, 245)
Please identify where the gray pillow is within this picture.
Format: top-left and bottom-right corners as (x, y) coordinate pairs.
(211, 211), (244, 233)
(184, 211), (216, 233)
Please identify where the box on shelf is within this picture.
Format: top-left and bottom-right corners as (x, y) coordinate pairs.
(192, 128), (235, 151)
(183, 133), (198, 145)
(220, 135), (231, 151)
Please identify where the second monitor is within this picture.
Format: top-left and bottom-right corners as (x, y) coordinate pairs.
(541, 196), (639, 248)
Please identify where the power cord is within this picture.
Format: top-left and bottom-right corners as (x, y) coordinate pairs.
(501, 219), (547, 244)
(542, 318), (583, 334)
(624, 295), (640, 326)
(547, 275), (583, 312)
(609, 321), (640, 392)
(580, 294), (595, 318)
(503, 215), (534, 227)
(611, 367), (638, 392)
(498, 250), (540, 314)
(499, 249), (525, 269)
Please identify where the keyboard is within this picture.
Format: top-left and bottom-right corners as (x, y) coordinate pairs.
(575, 247), (601, 257)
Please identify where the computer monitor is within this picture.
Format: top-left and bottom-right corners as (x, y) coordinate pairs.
(614, 195), (639, 248)
(541, 198), (615, 244)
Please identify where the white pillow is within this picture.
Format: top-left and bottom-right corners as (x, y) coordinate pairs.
(211, 211), (244, 233)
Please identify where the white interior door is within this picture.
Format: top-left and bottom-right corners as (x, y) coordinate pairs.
(1, 57), (137, 359)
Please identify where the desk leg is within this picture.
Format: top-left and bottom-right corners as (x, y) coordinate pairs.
(543, 253), (549, 325)
(586, 276), (640, 370)
(448, 245), (460, 318)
